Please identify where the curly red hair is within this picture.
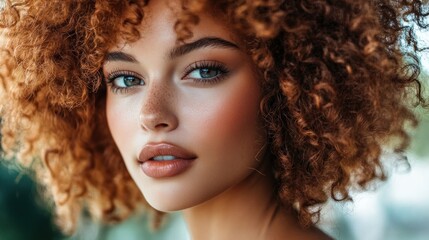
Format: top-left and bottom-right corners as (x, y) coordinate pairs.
(0, 0), (427, 234)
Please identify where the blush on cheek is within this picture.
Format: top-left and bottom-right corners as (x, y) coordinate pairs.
(196, 76), (262, 147)
(106, 98), (123, 141)
(105, 95), (139, 161)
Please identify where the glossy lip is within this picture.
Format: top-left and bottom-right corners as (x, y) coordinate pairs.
(138, 142), (197, 163)
(138, 142), (197, 178)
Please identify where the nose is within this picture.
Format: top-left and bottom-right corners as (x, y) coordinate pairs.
(139, 84), (178, 132)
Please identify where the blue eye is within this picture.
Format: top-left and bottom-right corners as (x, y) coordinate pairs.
(188, 68), (222, 79)
(112, 75), (144, 88)
(183, 60), (230, 84)
(106, 71), (144, 94)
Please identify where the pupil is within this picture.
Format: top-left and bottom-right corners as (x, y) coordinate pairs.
(124, 76), (138, 86)
(200, 68), (217, 78)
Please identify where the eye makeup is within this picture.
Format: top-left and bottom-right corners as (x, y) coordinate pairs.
(104, 59), (234, 95)
(181, 60), (231, 85)
(105, 70), (145, 94)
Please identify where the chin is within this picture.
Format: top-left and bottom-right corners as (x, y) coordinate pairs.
(144, 195), (196, 212)
(140, 185), (222, 212)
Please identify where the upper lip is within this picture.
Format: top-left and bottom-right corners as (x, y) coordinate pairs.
(138, 143), (197, 163)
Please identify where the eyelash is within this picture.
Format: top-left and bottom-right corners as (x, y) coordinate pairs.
(105, 61), (231, 94)
(182, 60), (230, 84)
(106, 70), (143, 94)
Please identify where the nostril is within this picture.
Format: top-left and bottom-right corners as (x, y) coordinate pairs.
(155, 123), (169, 129)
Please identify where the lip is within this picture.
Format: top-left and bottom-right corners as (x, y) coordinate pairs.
(138, 143), (197, 178)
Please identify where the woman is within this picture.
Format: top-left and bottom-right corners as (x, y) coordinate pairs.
(0, 0), (427, 239)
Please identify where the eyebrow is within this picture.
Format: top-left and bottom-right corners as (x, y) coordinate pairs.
(105, 51), (138, 63)
(104, 37), (240, 63)
(169, 37), (240, 58)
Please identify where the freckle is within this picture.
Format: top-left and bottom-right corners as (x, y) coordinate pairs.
(145, 85), (176, 113)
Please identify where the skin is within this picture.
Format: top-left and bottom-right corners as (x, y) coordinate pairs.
(104, 0), (331, 239)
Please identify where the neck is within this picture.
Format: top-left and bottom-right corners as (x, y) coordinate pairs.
(182, 163), (298, 240)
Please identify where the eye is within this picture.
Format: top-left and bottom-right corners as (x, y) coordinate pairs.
(105, 70), (145, 94)
(112, 75), (144, 88)
(188, 68), (222, 79)
(183, 60), (230, 84)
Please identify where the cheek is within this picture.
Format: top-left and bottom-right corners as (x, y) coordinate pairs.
(202, 94), (258, 139)
(213, 81), (260, 140)
(176, 73), (265, 205)
(185, 73), (263, 160)
(105, 94), (139, 159)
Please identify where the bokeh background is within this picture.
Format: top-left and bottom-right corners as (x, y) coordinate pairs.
(0, 6), (428, 240)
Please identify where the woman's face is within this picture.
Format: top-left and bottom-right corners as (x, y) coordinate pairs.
(104, 0), (266, 211)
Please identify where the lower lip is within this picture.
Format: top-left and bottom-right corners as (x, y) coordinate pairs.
(140, 159), (195, 178)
